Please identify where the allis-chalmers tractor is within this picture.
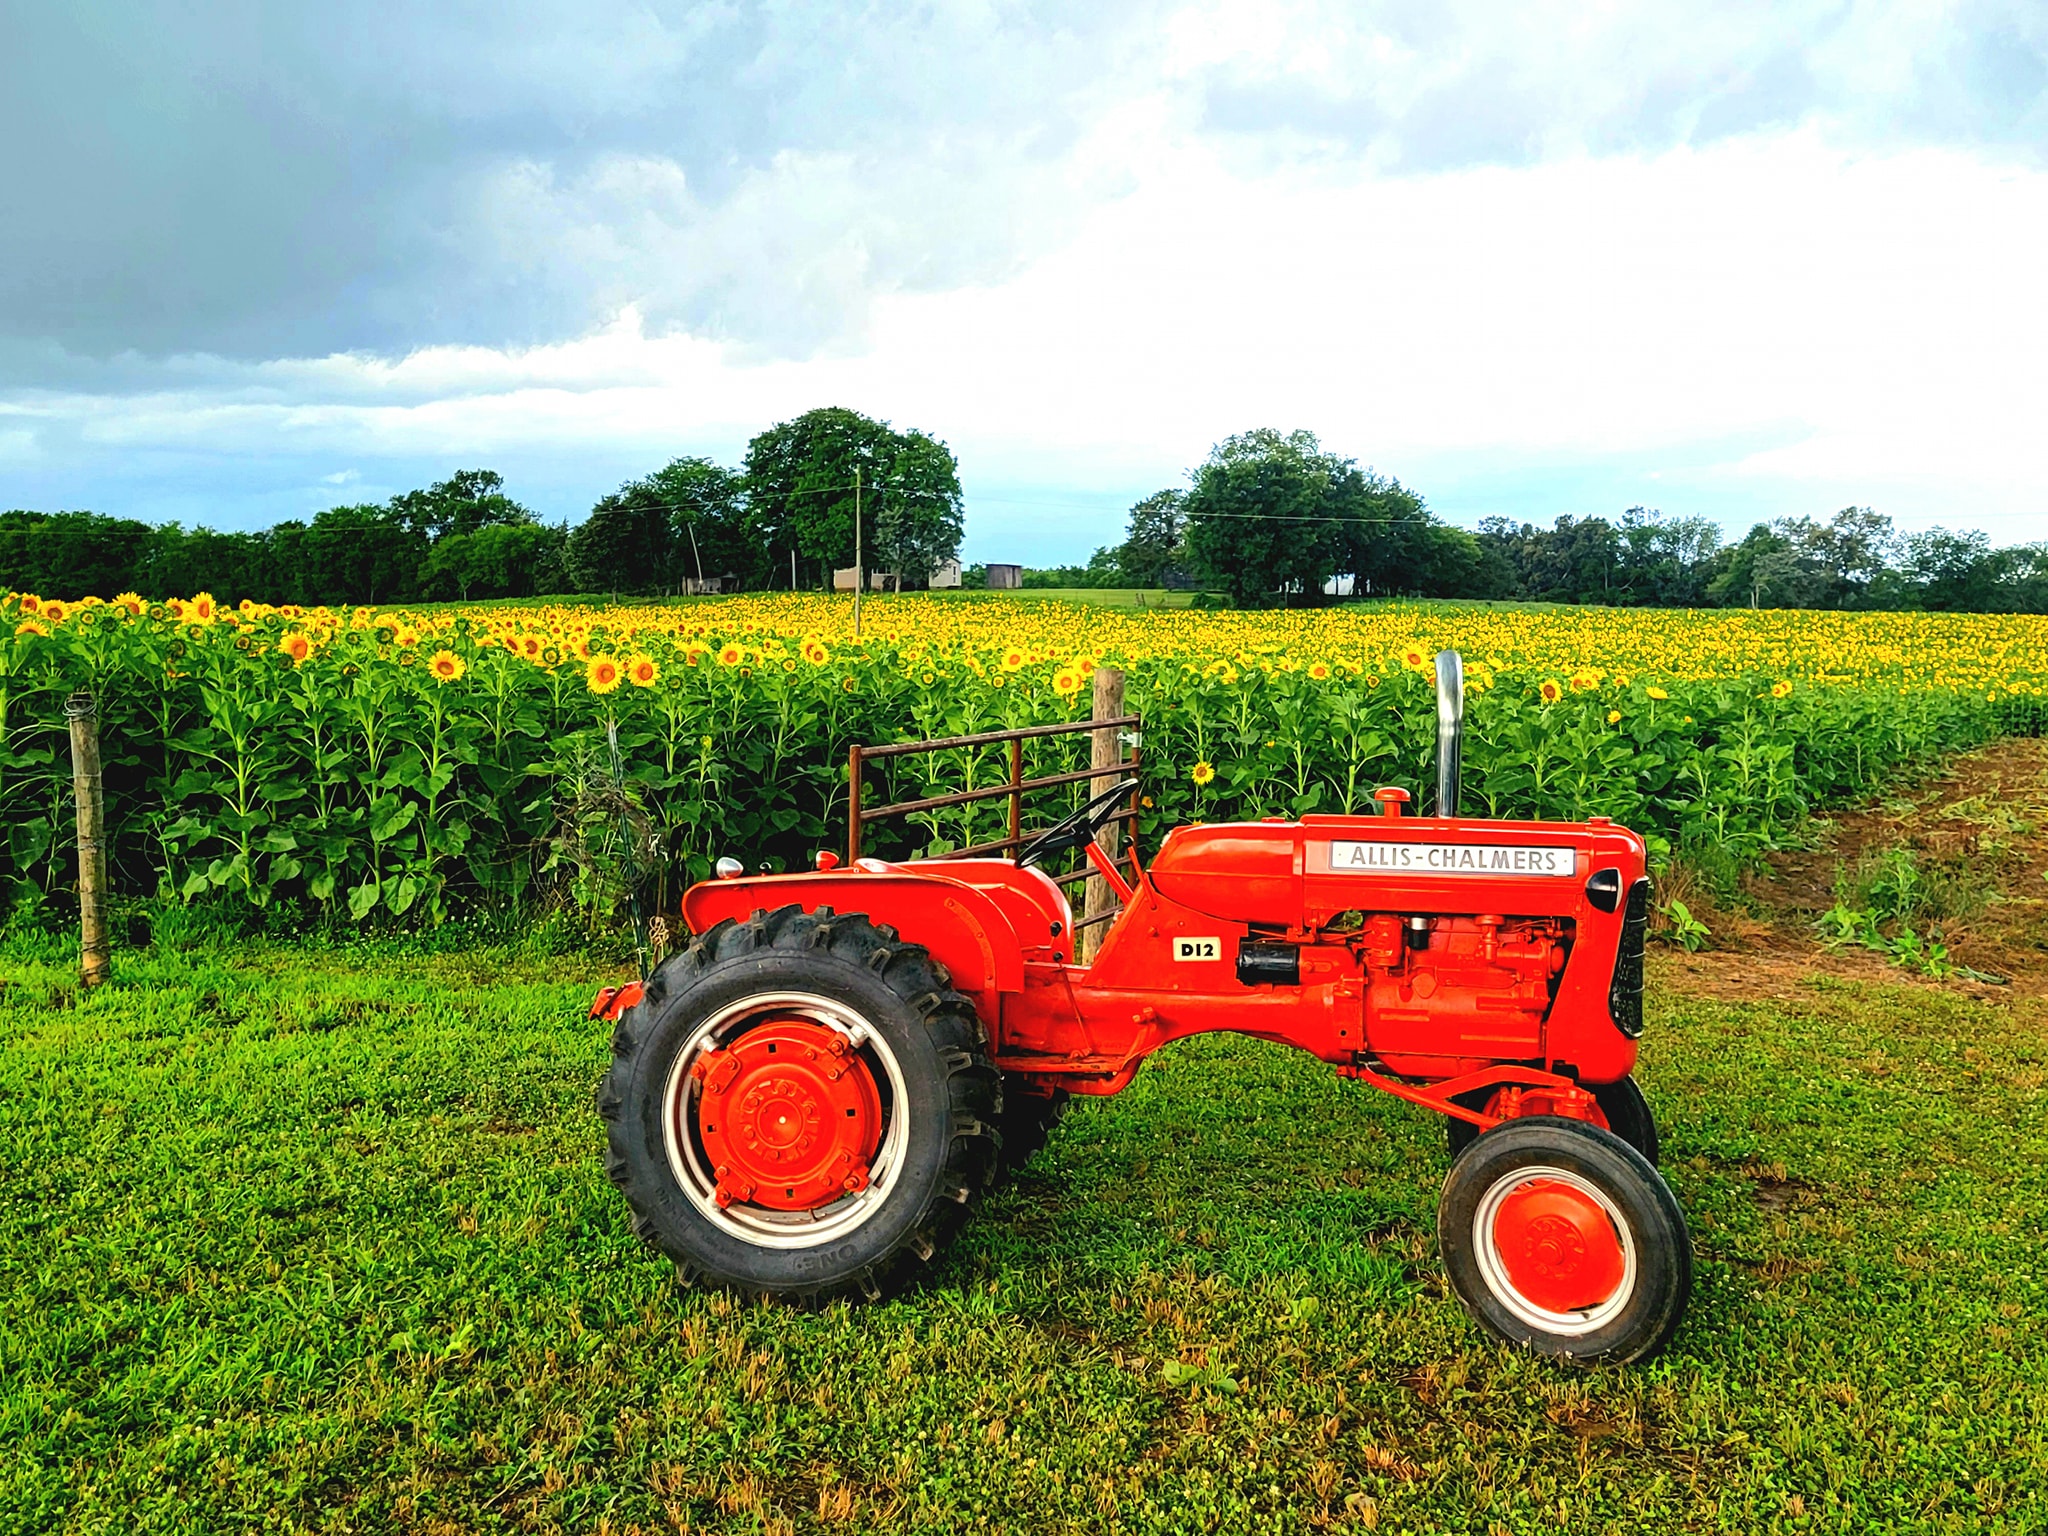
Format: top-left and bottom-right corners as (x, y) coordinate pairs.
(595, 653), (1692, 1364)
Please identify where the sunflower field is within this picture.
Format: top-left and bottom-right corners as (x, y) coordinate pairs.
(5, 589), (2045, 927)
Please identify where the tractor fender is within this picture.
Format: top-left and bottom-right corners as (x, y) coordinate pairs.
(680, 871), (1026, 1001)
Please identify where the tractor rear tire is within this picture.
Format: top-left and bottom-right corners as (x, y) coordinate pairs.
(597, 905), (1001, 1303)
(1438, 1116), (1691, 1366)
(1446, 1074), (1659, 1165)
(995, 1082), (1069, 1174)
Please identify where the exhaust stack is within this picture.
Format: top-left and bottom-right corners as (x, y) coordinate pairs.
(1434, 650), (1464, 818)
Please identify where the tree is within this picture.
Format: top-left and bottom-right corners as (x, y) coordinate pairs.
(389, 469), (537, 542)
(744, 408), (963, 588)
(1183, 429), (1349, 606)
(280, 504), (425, 606)
(874, 430), (965, 586)
(422, 522), (567, 600)
(1116, 490), (1187, 587)
(568, 485), (674, 597)
(1326, 473), (1473, 597)
(1902, 528), (2003, 611)
(633, 458), (754, 589)
(744, 408), (898, 588)
(0, 510), (154, 596)
(1708, 524), (1801, 608)
(1611, 508), (1723, 607)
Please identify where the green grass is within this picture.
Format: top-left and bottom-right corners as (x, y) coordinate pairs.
(3, 932), (2045, 1534)
(928, 587), (1212, 609)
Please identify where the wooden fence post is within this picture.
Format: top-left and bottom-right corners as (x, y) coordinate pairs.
(1079, 667), (1125, 962)
(65, 692), (111, 988)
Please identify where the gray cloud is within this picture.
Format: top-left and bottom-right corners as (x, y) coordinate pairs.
(1, 0), (2042, 378)
(0, 0), (1149, 365)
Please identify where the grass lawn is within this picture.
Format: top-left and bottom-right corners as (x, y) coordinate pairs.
(2, 928), (2043, 1535)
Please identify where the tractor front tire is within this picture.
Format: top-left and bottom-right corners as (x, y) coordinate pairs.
(597, 905), (1000, 1303)
(1438, 1116), (1691, 1366)
(1446, 1074), (1660, 1165)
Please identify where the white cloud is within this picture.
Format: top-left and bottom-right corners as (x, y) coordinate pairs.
(9, 113), (2048, 545)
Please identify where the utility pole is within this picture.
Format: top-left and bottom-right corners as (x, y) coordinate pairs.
(853, 465), (863, 639)
(686, 520), (704, 592)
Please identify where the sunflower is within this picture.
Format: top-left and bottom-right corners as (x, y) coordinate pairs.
(1401, 645), (1428, 670)
(1052, 667), (1084, 697)
(1191, 760), (1216, 786)
(114, 592), (145, 617)
(587, 655), (623, 694)
(1771, 680), (1794, 698)
(1000, 647), (1025, 671)
(429, 650), (466, 682)
(841, 675), (858, 692)
(40, 600), (68, 623)
(1539, 678), (1564, 704)
(1607, 709), (1622, 724)
(279, 633), (313, 665)
(1307, 662), (1331, 680)
(801, 637), (830, 665)
(627, 654), (660, 688)
(717, 643), (744, 666)
(517, 633), (545, 661)
(190, 593), (216, 622)
(17, 594), (38, 614)
(1646, 686), (1669, 700)
(15, 618), (48, 637)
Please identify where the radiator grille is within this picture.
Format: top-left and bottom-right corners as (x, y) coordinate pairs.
(1609, 877), (1650, 1038)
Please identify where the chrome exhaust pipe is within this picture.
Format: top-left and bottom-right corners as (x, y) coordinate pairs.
(1434, 650), (1464, 818)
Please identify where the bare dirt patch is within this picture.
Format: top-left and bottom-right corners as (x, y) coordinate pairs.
(1665, 734), (2048, 999)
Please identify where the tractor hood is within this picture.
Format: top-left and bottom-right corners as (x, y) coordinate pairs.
(1148, 816), (1644, 927)
(1147, 823), (1300, 922)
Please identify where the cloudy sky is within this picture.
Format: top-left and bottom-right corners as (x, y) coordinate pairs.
(2, 1), (2045, 562)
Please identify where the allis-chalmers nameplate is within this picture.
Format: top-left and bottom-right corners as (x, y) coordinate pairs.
(1326, 841), (1576, 877)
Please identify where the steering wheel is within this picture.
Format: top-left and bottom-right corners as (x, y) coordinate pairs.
(1018, 778), (1139, 869)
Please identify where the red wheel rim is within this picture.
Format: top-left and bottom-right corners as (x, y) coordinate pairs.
(1489, 1176), (1629, 1315)
(691, 1017), (884, 1211)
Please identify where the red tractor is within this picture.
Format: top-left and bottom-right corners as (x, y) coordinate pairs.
(595, 653), (1691, 1365)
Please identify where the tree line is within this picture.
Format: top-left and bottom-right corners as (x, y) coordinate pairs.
(7, 410), (2041, 613)
(0, 407), (964, 606)
(1042, 429), (2048, 613)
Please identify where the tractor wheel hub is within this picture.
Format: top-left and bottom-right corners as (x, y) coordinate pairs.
(691, 1018), (883, 1211)
(1491, 1177), (1627, 1314)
